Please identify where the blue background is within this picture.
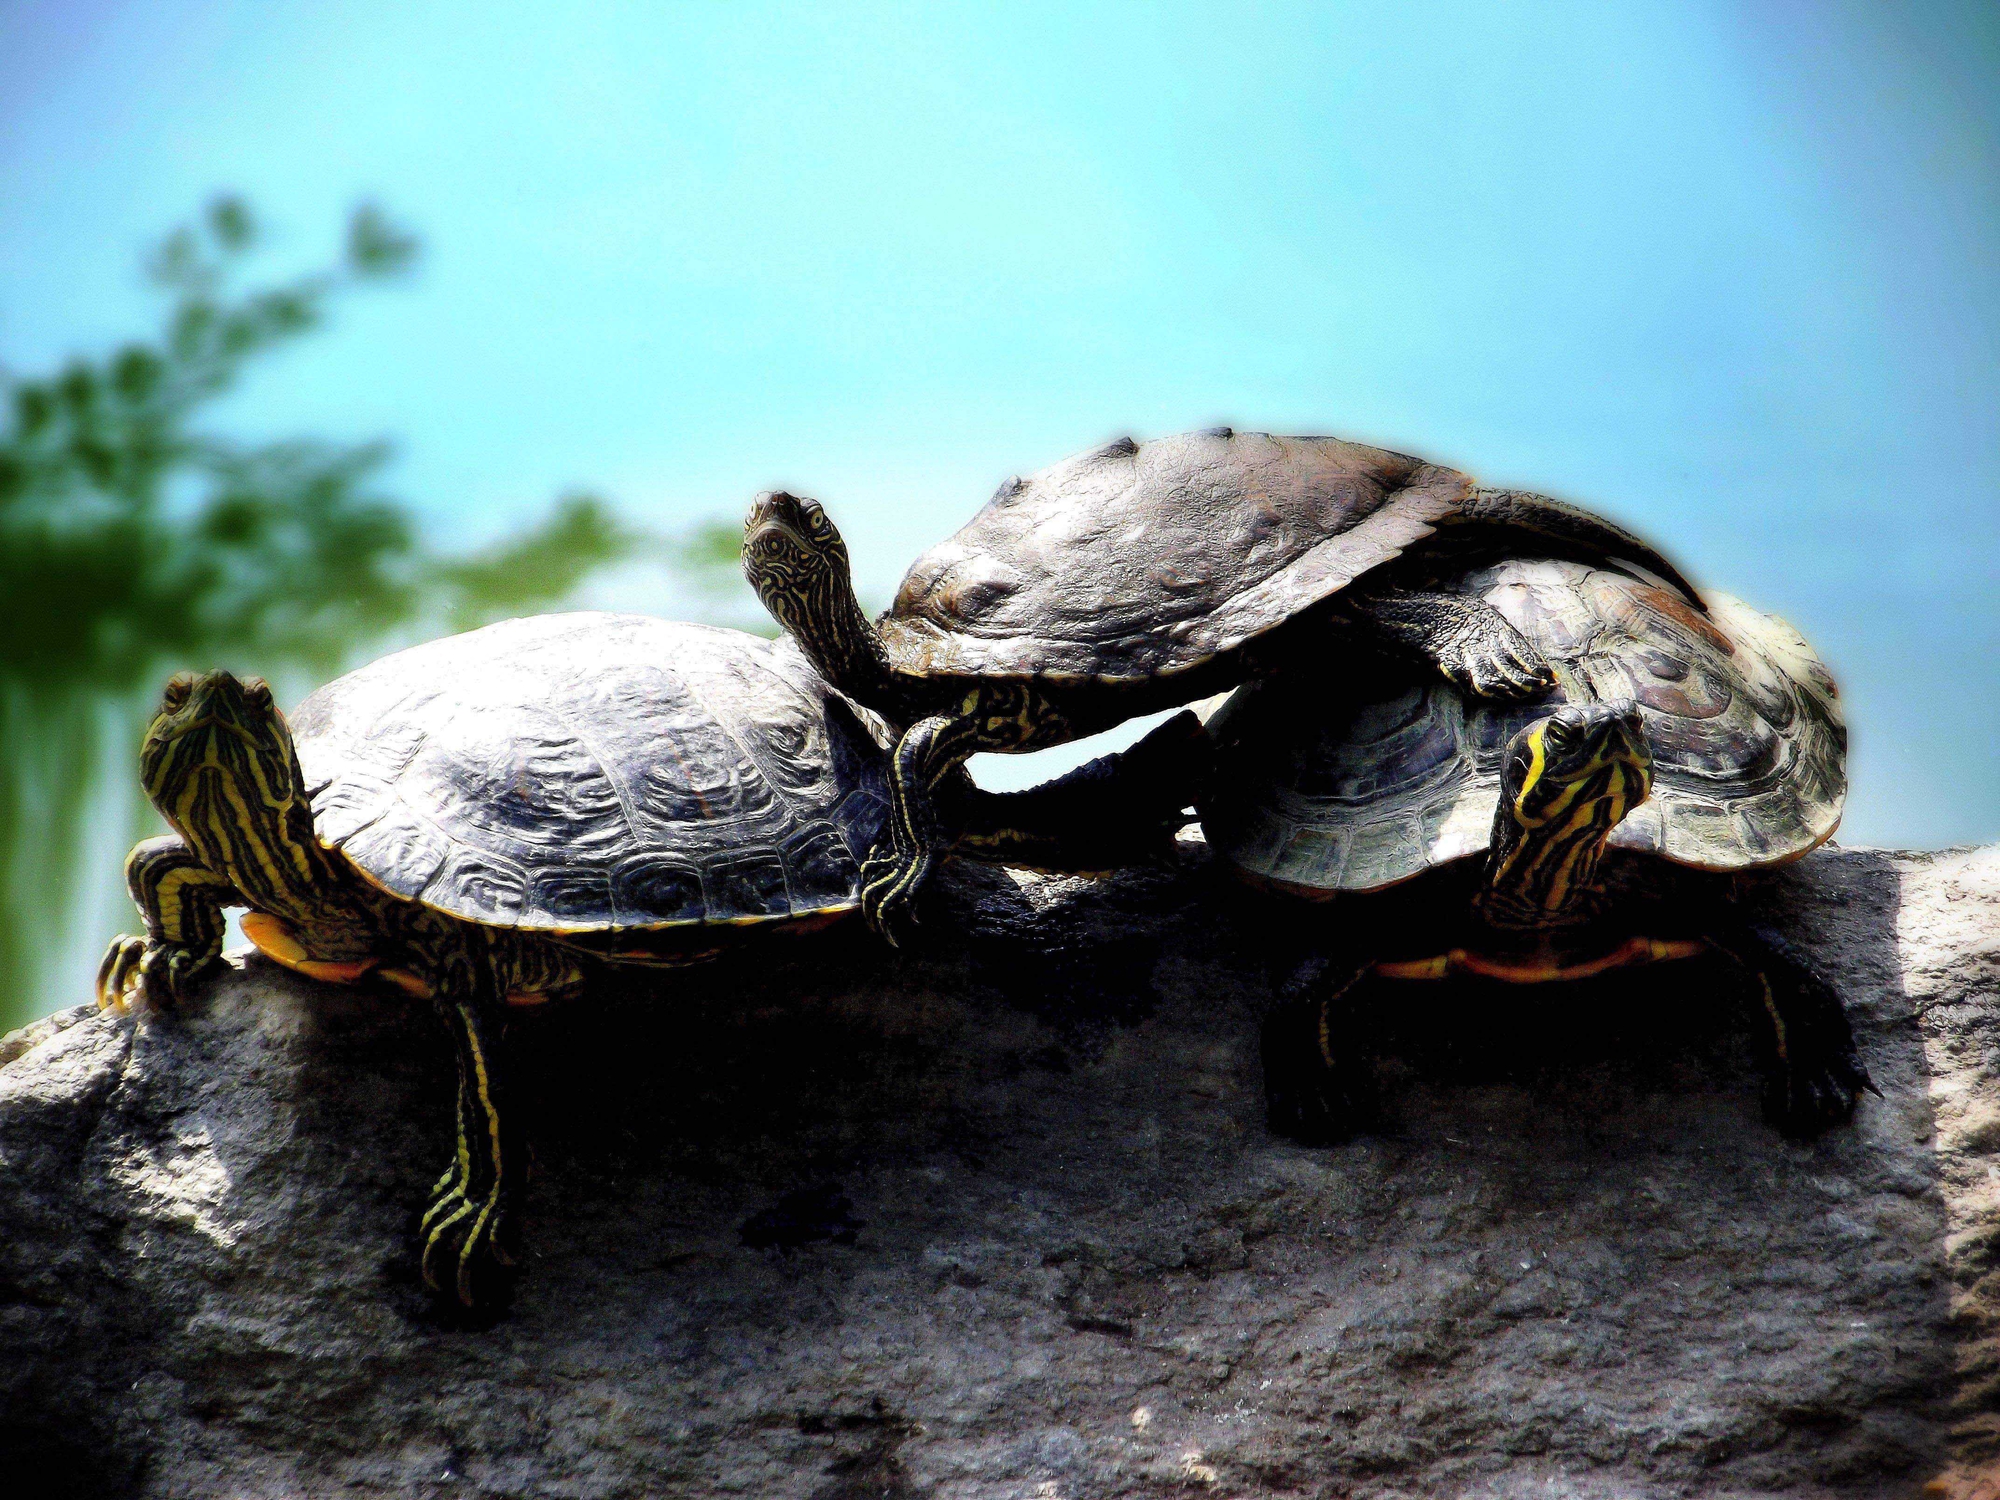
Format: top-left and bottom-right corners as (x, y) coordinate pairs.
(3, 0), (1995, 843)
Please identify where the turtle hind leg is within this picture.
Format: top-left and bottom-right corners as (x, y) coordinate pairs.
(1345, 586), (1556, 701)
(1715, 924), (1873, 1140)
(417, 937), (524, 1309)
(98, 836), (239, 1013)
(1261, 957), (1378, 1146)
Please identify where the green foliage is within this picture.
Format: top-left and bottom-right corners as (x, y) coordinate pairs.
(0, 197), (423, 691)
(0, 198), (669, 1032)
(651, 516), (774, 632)
(435, 494), (635, 634)
(671, 518), (745, 584)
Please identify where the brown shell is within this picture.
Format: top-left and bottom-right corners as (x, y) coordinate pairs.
(289, 614), (890, 932)
(877, 429), (1472, 683)
(1202, 559), (1845, 891)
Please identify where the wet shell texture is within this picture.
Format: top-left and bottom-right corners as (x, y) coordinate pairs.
(877, 429), (1473, 683)
(289, 614), (890, 931)
(1203, 559), (1845, 893)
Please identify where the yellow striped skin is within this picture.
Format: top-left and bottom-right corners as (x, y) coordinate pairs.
(1273, 704), (1684, 1135)
(857, 683), (1076, 942)
(101, 651), (1196, 1302)
(748, 491), (1209, 940)
(746, 493), (1087, 943)
(96, 839), (238, 1013)
(1291, 704), (1665, 994)
(1474, 704), (1653, 932)
(1263, 708), (1868, 1146)
(99, 670), (589, 1307)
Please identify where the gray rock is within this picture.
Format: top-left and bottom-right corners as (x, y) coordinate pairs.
(3, 840), (1998, 1498)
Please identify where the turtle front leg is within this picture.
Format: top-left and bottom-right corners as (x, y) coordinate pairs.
(1261, 955), (1377, 1145)
(417, 935), (524, 1308)
(862, 684), (1063, 942)
(1345, 586), (1556, 700)
(1712, 924), (1873, 1139)
(98, 836), (239, 1013)
(861, 713), (978, 942)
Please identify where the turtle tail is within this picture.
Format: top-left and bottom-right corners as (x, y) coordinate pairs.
(1448, 488), (1706, 611)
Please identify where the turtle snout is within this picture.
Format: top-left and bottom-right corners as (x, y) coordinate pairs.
(745, 490), (783, 529)
(1597, 698), (1648, 758)
(1589, 699), (1654, 800)
(745, 490), (816, 538)
(175, 669), (243, 719)
(743, 490), (845, 573)
(159, 671), (281, 739)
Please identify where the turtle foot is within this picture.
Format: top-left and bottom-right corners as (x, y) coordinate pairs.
(1763, 1042), (1872, 1141)
(420, 1166), (520, 1308)
(860, 841), (934, 947)
(1356, 587), (1556, 701)
(95, 935), (214, 1014)
(1438, 622), (1557, 700)
(1260, 1003), (1376, 1146)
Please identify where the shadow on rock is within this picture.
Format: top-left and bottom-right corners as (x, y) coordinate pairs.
(0, 841), (1989, 1498)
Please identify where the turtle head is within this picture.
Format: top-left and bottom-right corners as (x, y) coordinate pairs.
(1477, 700), (1652, 928)
(742, 491), (899, 713)
(141, 670), (323, 917)
(742, 490), (852, 630)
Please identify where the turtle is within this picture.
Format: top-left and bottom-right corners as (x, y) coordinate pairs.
(1195, 555), (1871, 1142)
(95, 612), (1203, 1306)
(742, 427), (1705, 942)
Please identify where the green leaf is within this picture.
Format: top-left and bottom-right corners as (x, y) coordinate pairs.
(111, 346), (163, 403)
(147, 227), (201, 290)
(346, 204), (419, 278)
(206, 195), (255, 251)
(431, 493), (635, 632)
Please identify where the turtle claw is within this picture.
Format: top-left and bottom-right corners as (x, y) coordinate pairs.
(1356, 587), (1557, 702)
(1260, 1002), (1376, 1147)
(860, 843), (933, 947)
(420, 1166), (518, 1307)
(95, 935), (213, 1014)
(96, 935), (146, 1013)
(1440, 625), (1557, 701)
(1763, 1044), (1871, 1141)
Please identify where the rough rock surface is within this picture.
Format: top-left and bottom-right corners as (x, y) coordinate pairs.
(3, 839), (1999, 1498)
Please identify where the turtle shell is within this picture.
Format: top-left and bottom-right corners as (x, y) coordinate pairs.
(289, 614), (890, 931)
(878, 429), (1472, 684)
(1201, 559), (1845, 892)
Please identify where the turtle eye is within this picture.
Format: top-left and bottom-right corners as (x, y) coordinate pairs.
(161, 673), (195, 710)
(801, 503), (838, 544)
(243, 678), (274, 708)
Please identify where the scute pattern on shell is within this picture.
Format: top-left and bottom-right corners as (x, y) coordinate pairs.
(289, 614), (890, 930)
(1203, 559), (1845, 892)
(877, 429), (1474, 683)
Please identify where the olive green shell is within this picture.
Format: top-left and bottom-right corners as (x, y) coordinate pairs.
(879, 428), (1472, 683)
(290, 614), (890, 932)
(1201, 559), (1845, 892)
